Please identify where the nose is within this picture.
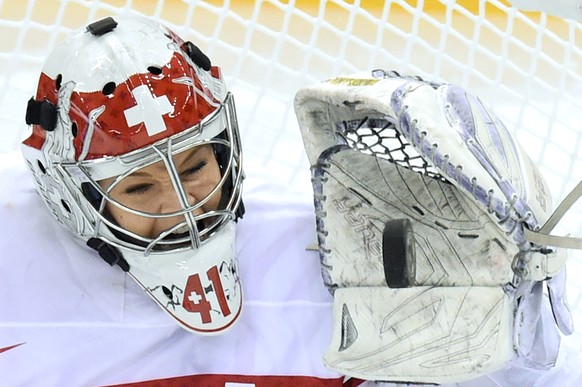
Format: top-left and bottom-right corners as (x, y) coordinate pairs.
(156, 185), (203, 230)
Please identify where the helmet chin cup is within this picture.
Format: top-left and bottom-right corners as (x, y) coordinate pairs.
(127, 222), (242, 334)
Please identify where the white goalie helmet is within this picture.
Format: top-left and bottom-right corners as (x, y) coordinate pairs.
(21, 15), (245, 334)
(294, 70), (575, 383)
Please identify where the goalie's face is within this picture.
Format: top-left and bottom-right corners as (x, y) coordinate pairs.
(99, 144), (223, 240)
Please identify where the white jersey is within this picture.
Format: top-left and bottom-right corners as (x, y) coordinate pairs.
(0, 152), (580, 387)
(0, 153), (348, 386)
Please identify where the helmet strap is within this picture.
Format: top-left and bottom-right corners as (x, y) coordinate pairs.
(86, 237), (130, 272)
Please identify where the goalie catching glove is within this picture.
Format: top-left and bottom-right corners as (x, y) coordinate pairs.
(294, 70), (576, 384)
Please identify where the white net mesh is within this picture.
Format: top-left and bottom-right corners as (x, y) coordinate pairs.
(1, 0), (581, 350)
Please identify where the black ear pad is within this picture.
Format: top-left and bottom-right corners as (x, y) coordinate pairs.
(25, 98), (58, 131)
(181, 41), (211, 71)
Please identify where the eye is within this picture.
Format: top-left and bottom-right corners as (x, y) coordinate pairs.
(182, 160), (207, 177)
(124, 183), (153, 195)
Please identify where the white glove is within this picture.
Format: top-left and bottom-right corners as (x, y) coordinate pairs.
(294, 70), (573, 384)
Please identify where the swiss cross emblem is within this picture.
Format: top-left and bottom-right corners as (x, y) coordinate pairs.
(124, 85), (173, 136)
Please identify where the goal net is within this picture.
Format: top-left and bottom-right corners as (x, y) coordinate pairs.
(1, 0), (581, 348)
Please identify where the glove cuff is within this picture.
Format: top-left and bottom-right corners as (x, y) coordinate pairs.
(325, 286), (513, 384)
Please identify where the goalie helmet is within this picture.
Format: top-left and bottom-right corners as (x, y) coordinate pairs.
(294, 70), (573, 383)
(21, 15), (245, 335)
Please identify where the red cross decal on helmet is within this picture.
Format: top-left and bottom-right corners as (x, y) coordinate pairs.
(124, 84), (173, 136)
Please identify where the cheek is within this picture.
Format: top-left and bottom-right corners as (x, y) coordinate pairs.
(106, 203), (155, 237)
(185, 161), (224, 209)
(207, 186), (223, 210)
(205, 163), (224, 209)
